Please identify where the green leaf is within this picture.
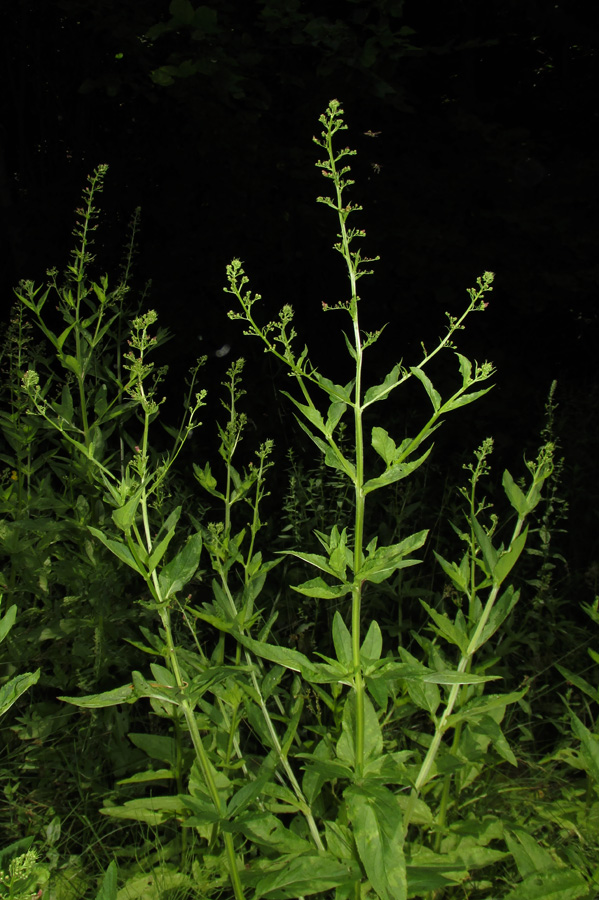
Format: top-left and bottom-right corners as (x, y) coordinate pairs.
(59, 682), (137, 708)
(94, 860), (118, 900)
(410, 366), (441, 412)
(295, 418), (356, 479)
(0, 604), (17, 644)
(493, 528), (528, 585)
(52, 384), (74, 423)
(447, 690), (525, 728)
(471, 515), (497, 575)
(131, 670), (180, 705)
(472, 585), (520, 651)
(313, 372), (355, 403)
(441, 386), (493, 411)
(158, 532), (202, 599)
(456, 352), (472, 385)
(128, 733), (178, 765)
(358, 530), (428, 584)
(505, 829), (555, 879)
(281, 391), (327, 434)
(193, 461), (225, 499)
(228, 812), (312, 854)
(469, 714), (518, 766)
(93, 384), (107, 418)
(433, 551), (469, 593)
(503, 868), (588, 900)
(361, 619), (383, 662)
(147, 523), (178, 575)
(0, 669), (40, 718)
(423, 671), (498, 685)
(336, 693), (383, 766)
(100, 795), (185, 824)
(252, 853), (358, 898)
(503, 469), (529, 516)
(345, 783), (406, 900)
(555, 665), (598, 702)
(371, 426), (397, 466)
(363, 447), (432, 493)
(570, 710), (599, 785)
(397, 649), (440, 715)
(291, 577), (351, 600)
(225, 771), (273, 819)
(229, 632), (322, 681)
(363, 363), (403, 406)
(117, 769), (175, 785)
(325, 400), (347, 436)
(332, 612), (353, 668)
(61, 353), (82, 377)
(88, 526), (146, 575)
(111, 488), (143, 533)
(56, 323), (76, 353)
(282, 549), (336, 577)
(420, 601), (469, 653)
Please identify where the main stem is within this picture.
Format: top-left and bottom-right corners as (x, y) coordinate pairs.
(324, 108), (368, 779)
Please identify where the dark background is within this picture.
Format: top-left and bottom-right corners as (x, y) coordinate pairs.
(1, 0), (597, 577)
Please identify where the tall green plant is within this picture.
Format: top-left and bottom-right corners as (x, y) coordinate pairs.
(24, 101), (565, 900)
(221, 99), (556, 897)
